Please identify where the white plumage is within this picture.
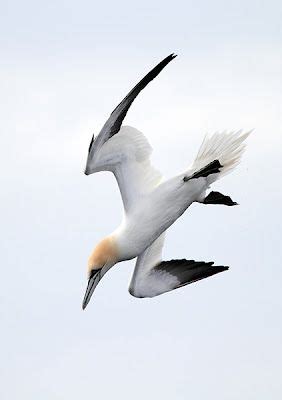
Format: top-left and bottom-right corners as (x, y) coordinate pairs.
(96, 126), (163, 212)
(82, 54), (250, 309)
(192, 130), (251, 180)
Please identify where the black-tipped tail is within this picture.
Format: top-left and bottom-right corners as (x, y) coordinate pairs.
(184, 160), (222, 182)
(203, 191), (238, 206)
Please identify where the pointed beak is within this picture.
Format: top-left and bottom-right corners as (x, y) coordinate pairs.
(82, 269), (102, 310)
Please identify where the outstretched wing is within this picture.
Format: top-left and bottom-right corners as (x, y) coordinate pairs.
(84, 54), (176, 212)
(129, 234), (228, 298)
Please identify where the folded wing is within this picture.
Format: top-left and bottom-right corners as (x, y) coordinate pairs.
(129, 234), (228, 298)
(95, 126), (162, 212)
(85, 54), (176, 212)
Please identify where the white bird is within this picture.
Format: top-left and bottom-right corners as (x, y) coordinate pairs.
(82, 54), (250, 309)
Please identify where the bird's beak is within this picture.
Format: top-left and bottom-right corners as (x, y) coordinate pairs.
(82, 269), (102, 310)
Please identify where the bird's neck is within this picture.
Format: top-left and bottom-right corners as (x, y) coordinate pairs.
(88, 235), (119, 273)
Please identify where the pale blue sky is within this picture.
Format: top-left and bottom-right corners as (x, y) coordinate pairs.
(1, 1), (282, 399)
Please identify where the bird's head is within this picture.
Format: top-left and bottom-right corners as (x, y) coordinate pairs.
(82, 236), (118, 310)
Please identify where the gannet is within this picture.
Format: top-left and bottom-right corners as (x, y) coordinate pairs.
(82, 54), (250, 309)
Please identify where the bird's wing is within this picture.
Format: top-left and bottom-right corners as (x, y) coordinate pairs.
(95, 125), (163, 211)
(129, 234), (228, 298)
(84, 54), (176, 212)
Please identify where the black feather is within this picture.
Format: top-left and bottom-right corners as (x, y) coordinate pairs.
(183, 160), (222, 182)
(88, 134), (95, 153)
(154, 259), (229, 288)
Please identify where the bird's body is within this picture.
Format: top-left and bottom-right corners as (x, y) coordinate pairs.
(82, 54), (250, 308)
(114, 169), (204, 261)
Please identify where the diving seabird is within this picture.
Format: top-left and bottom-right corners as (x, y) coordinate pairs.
(82, 54), (250, 309)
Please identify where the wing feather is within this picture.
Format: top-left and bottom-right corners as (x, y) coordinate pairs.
(129, 235), (228, 298)
(99, 126), (162, 211)
(85, 53), (176, 165)
(84, 54), (177, 212)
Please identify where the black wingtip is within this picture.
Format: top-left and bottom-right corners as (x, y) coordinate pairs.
(91, 53), (178, 151)
(88, 134), (95, 154)
(160, 53), (177, 67)
(218, 265), (229, 272)
(154, 259), (230, 292)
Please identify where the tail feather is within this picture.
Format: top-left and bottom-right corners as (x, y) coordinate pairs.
(192, 130), (251, 183)
(184, 160), (222, 181)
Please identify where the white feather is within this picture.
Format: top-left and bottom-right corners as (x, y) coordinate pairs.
(89, 126), (162, 212)
(191, 130), (251, 183)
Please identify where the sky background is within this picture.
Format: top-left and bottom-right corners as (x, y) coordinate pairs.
(1, 1), (282, 399)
